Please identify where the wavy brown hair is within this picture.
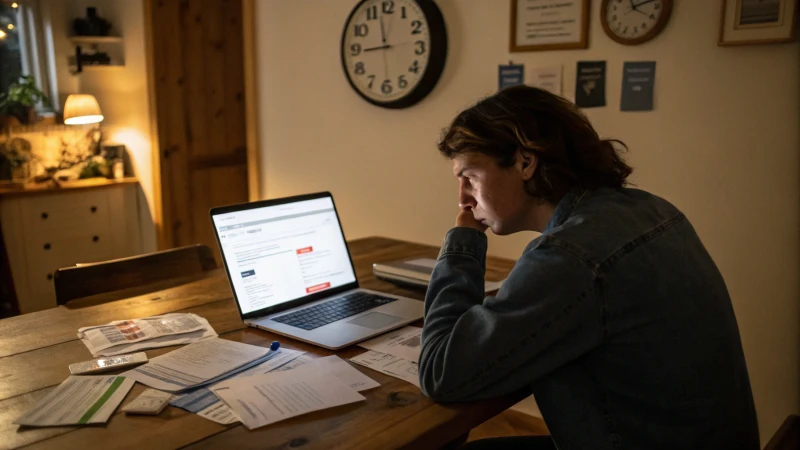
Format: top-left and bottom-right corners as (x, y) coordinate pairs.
(438, 85), (632, 204)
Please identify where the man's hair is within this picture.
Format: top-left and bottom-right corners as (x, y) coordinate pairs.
(438, 85), (633, 204)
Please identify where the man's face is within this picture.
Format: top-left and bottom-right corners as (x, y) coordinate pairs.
(453, 152), (535, 235)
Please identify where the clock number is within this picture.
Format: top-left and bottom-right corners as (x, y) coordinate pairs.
(382, 1), (394, 14)
(612, 15), (617, 21)
(350, 43), (361, 56)
(409, 60), (419, 73)
(367, 6), (377, 20)
(355, 23), (369, 36)
(649, 13), (656, 20)
(633, 26), (638, 33)
(414, 41), (426, 55)
(367, 75), (376, 88)
(641, 22), (647, 29)
(398, 75), (408, 89)
(401, 6), (406, 18)
(654, 3), (660, 9)
(411, 20), (422, 34)
(381, 79), (393, 94)
(354, 62), (365, 75)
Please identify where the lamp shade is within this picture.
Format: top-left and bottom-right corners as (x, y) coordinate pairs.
(63, 94), (103, 125)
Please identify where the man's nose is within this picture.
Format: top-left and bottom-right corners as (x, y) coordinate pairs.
(459, 187), (476, 210)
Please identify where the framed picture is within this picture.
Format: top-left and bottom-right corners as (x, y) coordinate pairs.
(510, 0), (590, 52)
(719, 0), (797, 46)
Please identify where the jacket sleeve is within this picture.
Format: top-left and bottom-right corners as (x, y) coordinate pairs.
(419, 227), (602, 402)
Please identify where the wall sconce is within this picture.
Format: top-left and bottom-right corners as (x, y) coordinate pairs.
(63, 94), (103, 125)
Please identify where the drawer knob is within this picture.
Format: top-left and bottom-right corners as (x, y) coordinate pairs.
(41, 212), (48, 220)
(47, 273), (52, 281)
(43, 243), (51, 250)
(90, 206), (97, 213)
(93, 235), (100, 243)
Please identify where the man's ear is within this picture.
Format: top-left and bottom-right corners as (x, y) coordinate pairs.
(517, 149), (537, 181)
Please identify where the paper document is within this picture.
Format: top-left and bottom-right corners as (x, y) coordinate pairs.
(359, 326), (421, 363)
(122, 338), (274, 392)
(211, 364), (366, 429)
(79, 313), (218, 357)
(303, 356), (380, 392)
(530, 65), (563, 96)
(14, 376), (134, 426)
(170, 348), (306, 424)
(351, 350), (420, 387)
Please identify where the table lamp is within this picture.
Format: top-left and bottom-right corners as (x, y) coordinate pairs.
(63, 94), (103, 125)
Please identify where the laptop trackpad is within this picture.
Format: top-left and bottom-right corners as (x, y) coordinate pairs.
(348, 312), (402, 330)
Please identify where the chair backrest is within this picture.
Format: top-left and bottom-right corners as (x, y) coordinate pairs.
(54, 244), (218, 305)
(763, 414), (800, 450)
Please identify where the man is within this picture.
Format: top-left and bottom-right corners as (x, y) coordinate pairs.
(419, 86), (758, 450)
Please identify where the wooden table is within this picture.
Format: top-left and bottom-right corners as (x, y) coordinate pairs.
(0, 237), (523, 450)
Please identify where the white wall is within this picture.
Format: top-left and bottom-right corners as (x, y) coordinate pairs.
(256, 0), (799, 441)
(46, 0), (156, 252)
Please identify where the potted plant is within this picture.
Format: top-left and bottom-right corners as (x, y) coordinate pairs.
(0, 76), (51, 128)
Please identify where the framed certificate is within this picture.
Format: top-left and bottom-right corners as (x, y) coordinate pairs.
(510, 0), (590, 52)
(719, 0), (797, 46)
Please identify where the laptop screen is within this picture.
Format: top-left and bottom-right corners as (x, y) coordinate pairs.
(211, 196), (357, 315)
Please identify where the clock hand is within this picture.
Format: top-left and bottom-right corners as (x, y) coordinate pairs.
(379, 15), (386, 43)
(363, 44), (392, 52)
(632, 0), (658, 8)
(625, 6), (649, 15)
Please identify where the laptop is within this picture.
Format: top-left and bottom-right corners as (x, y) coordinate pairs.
(210, 192), (424, 350)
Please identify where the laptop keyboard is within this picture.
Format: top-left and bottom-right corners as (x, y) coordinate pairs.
(272, 292), (398, 331)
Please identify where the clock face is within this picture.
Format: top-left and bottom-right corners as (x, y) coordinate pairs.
(341, 0), (447, 108)
(603, 0), (671, 44)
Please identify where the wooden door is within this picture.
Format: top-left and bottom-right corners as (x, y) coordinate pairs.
(146, 0), (251, 259)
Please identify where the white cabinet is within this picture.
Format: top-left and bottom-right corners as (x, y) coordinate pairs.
(0, 181), (143, 313)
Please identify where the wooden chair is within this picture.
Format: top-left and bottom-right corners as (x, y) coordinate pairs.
(54, 244), (218, 305)
(763, 414), (800, 450)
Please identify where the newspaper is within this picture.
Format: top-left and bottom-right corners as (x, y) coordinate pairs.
(14, 376), (134, 427)
(79, 313), (218, 357)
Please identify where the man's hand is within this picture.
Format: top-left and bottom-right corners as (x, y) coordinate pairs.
(456, 209), (488, 232)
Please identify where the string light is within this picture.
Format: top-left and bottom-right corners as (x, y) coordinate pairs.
(7, 24), (13, 30)
(11, 2), (19, 8)
(0, 30), (6, 39)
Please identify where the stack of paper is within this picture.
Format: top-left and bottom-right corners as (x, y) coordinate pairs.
(209, 356), (377, 429)
(78, 313), (218, 357)
(351, 326), (422, 387)
(170, 347), (307, 424)
(14, 376), (134, 427)
(122, 338), (279, 392)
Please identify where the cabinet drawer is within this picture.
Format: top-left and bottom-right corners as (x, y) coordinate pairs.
(28, 232), (115, 271)
(22, 190), (112, 236)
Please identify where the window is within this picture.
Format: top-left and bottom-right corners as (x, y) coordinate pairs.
(0, 0), (53, 112)
(0, 2), (23, 96)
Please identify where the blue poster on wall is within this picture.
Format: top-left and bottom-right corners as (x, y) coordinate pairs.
(621, 61), (656, 111)
(498, 64), (525, 91)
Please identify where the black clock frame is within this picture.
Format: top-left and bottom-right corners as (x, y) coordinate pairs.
(340, 0), (448, 109)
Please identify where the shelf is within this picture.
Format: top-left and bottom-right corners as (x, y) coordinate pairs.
(81, 65), (125, 71)
(69, 36), (123, 45)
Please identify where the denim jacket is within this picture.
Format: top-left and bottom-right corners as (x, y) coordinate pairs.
(420, 188), (759, 450)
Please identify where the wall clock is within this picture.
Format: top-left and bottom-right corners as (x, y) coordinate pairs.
(341, 0), (447, 109)
(601, 0), (673, 45)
